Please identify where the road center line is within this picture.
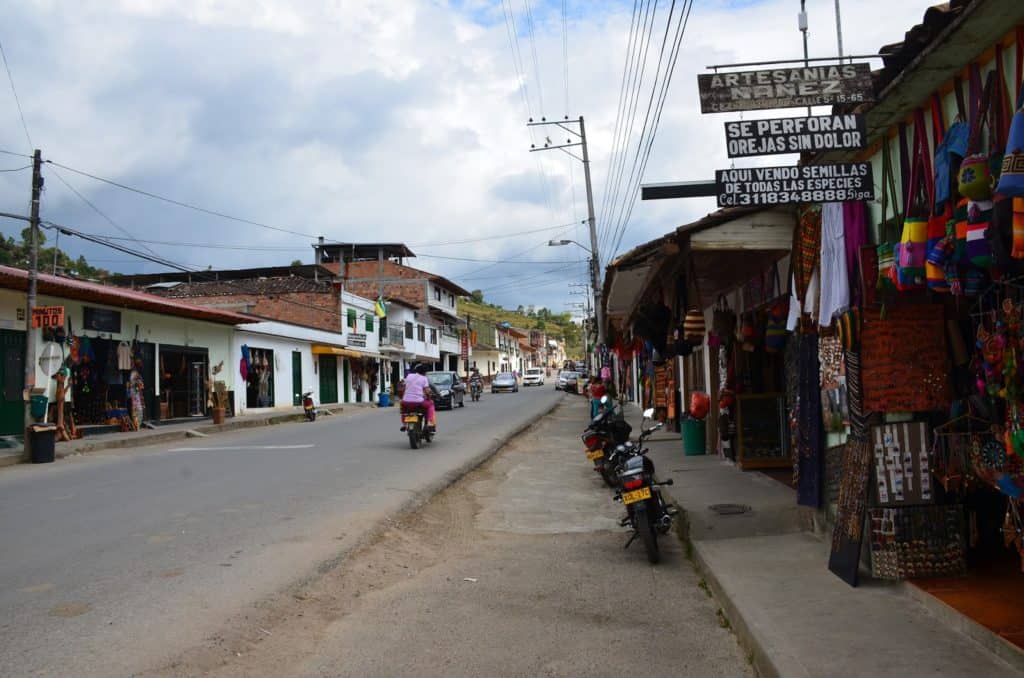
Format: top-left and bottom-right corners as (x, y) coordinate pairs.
(167, 444), (316, 452)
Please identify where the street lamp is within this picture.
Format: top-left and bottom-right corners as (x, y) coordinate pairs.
(547, 239), (591, 252)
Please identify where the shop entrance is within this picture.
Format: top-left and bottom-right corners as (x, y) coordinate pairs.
(319, 355), (338, 404)
(159, 345), (209, 419)
(243, 347), (275, 409)
(343, 359), (350, 403)
(292, 351), (302, 406)
(0, 329), (24, 436)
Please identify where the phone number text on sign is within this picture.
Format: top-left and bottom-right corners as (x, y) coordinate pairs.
(715, 163), (874, 207)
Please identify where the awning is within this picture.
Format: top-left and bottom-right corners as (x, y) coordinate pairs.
(311, 345), (364, 359)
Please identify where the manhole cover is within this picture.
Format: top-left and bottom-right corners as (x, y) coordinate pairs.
(709, 503), (751, 515)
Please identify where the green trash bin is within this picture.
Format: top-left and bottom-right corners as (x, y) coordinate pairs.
(30, 395), (48, 421)
(681, 417), (706, 456)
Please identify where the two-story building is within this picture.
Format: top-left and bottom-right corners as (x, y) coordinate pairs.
(313, 243), (470, 375)
(377, 297), (440, 391)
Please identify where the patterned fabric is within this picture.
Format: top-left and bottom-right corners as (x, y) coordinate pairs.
(843, 202), (869, 306)
(797, 334), (823, 507)
(794, 205), (823, 307)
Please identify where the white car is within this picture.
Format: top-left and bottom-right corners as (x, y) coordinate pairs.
(522, 368), (545, 387)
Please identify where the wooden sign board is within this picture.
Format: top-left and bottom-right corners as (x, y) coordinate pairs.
(724, 114), (867, 158)
(31, 305), (64, 329)
(698, 63), (875, 113)
(715, 163), (874, 208)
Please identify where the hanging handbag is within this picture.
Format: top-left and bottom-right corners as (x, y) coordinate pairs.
(683, 308), (705, 343)
(837, 307), (862, 351)
(1013, 198), (1024, 258)
(966, 199), (995, 268)
(896, 109), (935, 289)
(764, 265), (789, 353)
(958, 69), (997, 201)
(877, 138), (903, 293)
(998, 28), (1024, 196)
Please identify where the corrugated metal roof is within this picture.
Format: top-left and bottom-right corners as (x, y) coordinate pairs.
(146, 277), (329, 298)
(0, 266), (253, 325)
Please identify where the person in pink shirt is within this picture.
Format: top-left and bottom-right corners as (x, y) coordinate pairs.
(401, 363), (439, 431)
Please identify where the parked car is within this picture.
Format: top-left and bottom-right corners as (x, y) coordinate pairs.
(491, 372), (519, 393)
(557, 371), (579, 393)
(427, 371), (465, 409)
(523, 367), (545, 387)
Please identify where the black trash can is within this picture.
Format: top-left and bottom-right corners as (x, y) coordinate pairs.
(28, 423), (56, 464)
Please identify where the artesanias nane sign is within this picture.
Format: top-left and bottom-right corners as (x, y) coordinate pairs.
(699, 63), (874, 113)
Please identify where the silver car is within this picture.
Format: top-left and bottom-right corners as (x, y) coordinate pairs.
(491, 372), (519, 393)
(556, 371), (578, 391)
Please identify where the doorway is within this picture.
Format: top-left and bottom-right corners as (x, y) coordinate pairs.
(343, 359), (351, 403)
(292, 351), (302, 406)
(0, 329), (24, 435)
(319, 355), (338, 404)
(159, 345), (209, 419)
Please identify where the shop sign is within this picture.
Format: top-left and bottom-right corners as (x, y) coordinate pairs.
(460, 331), (469, 360)
(346, 332), (367, 348)
(83, 306), (121, 333)
(698, 63), (874, 113)
(715, 162), (874, 207)
(32, 305), (65, 329)
(724, 114), (867, 158)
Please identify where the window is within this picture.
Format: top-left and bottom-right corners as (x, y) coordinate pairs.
(347, 308), (357, 329)
(405, 321), (413, 339)
(417, 324), (425, 342)
(430, 328), (437, 344)
(448, 292), (454, 307)
(434, 286), (442, 301)
(364, 314), (374, 332)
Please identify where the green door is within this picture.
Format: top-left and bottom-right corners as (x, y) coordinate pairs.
(319, 355), (338, 404)
(292, 351), (302, 406)
(0, 330), (25, 436)
(343, 359), (350, 403)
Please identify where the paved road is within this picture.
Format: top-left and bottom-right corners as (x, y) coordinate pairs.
(0, 386), (564, 677)
(160, 396), (750, 677)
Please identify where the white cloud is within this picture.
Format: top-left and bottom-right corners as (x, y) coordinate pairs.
(0, 0), (932, 310)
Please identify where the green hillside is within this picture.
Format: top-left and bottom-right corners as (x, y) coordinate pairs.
(460, 297), (583, 358)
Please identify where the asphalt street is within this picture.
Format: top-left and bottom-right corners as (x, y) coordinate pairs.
(0, 385), (563, 677)
(154, 396), (750, 677)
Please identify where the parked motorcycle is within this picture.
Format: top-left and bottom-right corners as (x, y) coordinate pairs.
(581, 396), (632, 487)
(614, 408), (676, 564)
(401, 402), (434, 449)
(301, 391), (317, 422)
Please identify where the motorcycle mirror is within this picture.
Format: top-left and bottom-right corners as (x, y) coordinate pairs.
(600, 395), (609, 405)
(642, 407), (655, 419)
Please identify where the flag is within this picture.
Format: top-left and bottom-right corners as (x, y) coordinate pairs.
(374, 298), (387, 318)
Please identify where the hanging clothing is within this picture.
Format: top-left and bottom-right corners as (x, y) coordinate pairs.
(117, 341), (133, 370)
(793, 205), (823, 306)
(128, 368), (145, 424)
(842, 201), (869, 306)
(818, 202), (850, 326)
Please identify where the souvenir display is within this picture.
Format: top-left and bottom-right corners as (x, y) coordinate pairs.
(869, 505), (967, 580)
(870, 423), (933, 507)
(860, 305), (950, 412)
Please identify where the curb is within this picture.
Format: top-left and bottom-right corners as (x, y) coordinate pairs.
(662, 487), (775, 678)
(298, 395), (566, 584)
(35, 405), (348, 460)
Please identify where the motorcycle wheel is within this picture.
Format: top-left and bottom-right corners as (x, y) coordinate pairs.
(636, 510), (661, 564)
(308, 410), (316, 422)
(408, 428), (420, 450)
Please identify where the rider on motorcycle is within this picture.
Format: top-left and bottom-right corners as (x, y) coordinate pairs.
(400, 363), (439, 431)
(468, 368), (483, 395)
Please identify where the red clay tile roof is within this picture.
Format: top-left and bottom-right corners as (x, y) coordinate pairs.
(0, 266), (253, 325)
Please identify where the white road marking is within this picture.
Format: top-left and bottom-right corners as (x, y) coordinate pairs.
(167, 444), (316, 452)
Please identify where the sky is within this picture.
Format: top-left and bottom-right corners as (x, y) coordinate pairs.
(0, 0), (930, 313)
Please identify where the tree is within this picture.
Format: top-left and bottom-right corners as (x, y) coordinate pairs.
(470, 289), (485, 304)
(291, 259), (303, 266)
(515, 305), (524, 314)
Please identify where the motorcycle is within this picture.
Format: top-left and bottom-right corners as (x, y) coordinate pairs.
(470, 381), (482, 402)
(581, 396), (632, 487)
(301, 391), (317, 422)
(614, 408), (676, 564)
(401, 400), (434, 449)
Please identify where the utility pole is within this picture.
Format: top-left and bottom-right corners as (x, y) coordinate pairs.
(833, 0), (844, 62)
(528, 115), (605, 356)
(24, 149), (42, 444)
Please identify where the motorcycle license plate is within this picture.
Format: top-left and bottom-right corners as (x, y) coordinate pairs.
(586, 449), (604, 461)
(621, 487), (652, 505)
(403, 415), (420, 423)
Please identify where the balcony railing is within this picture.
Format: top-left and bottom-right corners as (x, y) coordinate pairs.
(382, 324), (405, 347)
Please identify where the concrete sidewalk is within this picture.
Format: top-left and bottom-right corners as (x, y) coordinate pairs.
(640, 426), (1024, 678)
(0, 402), (373, 468)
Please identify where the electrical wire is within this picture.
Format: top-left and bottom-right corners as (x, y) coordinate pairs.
(0, 164), (30, 172)
(604, 0), (679, 253)
(0, 35), (32, 149)
(413, 252), (578, 264)
(522, 0), (545, 114)
(0, 148), (31, 159)
(44, 159), (319, 238)
(609, 0), (694, 259)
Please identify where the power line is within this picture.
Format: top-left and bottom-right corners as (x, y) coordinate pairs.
(610, 0), (694, 259)
(605, 0), (679, 254)
(43, 159), (319, 238)
(414, 252), (578, 264)
(0, 35), (32, 149)
(0, 164), (31, 172)
(0, 148), (32, 159)
(408, 220), (580, 247)
(522, 0), (545, 114)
